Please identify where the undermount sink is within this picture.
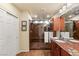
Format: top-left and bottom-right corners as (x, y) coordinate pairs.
(69, 40), (79, 43)
(55, 40), (66, 43)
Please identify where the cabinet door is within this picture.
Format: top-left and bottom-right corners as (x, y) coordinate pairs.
(51, 41), (61, 56)
(0, 9), (19, 56)
(0, 9), (9, 55)
(53, 43), (61, 56)
(61, 48), (70, 56)
(5, 14), (19, 56)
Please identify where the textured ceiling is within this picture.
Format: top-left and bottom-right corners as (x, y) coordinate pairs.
(13, 3), (65, 19)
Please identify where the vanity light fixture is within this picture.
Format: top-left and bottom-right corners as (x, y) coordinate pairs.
(62, 5), (67, 11)
(44, 21), (49, 24)
(40, 21), (43, 23)
(68, 14), (75, 18)
(59, 9), (63, 13)
(33, 21), (39, 24)
(59, 5), (67, 14)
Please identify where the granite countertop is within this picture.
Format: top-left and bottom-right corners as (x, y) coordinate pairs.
(51, 39), (79, 56)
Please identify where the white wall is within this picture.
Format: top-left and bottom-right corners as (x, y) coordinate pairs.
(19, 11), (32, 52)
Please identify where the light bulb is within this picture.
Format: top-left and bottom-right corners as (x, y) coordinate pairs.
(33, 21), (38, 24)
(62, 5), (66, 11)
(59, 9), (63, 13)
(47, 15), (50, 18)
(40, 21), (43, 23)
(44, 21), (49, 24)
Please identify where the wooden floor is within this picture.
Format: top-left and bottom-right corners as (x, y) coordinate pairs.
(16, 50), (51, 56)
(17, 39), (51, 56)
(30, 42), (50, 50)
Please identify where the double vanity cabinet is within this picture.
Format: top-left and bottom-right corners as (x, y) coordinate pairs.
(50, 39), (79, 56)
(50, 39), (70, 56)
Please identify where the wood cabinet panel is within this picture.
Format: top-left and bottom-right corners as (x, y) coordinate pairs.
(50, 40), (70, 56)
(50, 41), (61, 56)
(61, 48), (70, 56)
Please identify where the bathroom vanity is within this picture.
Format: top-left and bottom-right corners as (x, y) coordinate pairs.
(50, 38), (79, 56)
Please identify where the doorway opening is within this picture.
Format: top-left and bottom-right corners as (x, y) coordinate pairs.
(29, 20), (51, 50)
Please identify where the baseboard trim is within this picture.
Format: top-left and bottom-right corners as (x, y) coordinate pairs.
(16, 50), (29, 56)
(19, 50), (29, 53)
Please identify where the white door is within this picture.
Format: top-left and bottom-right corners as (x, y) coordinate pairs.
(0, 9), (19, 56)
(0, 9), (8, 56)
